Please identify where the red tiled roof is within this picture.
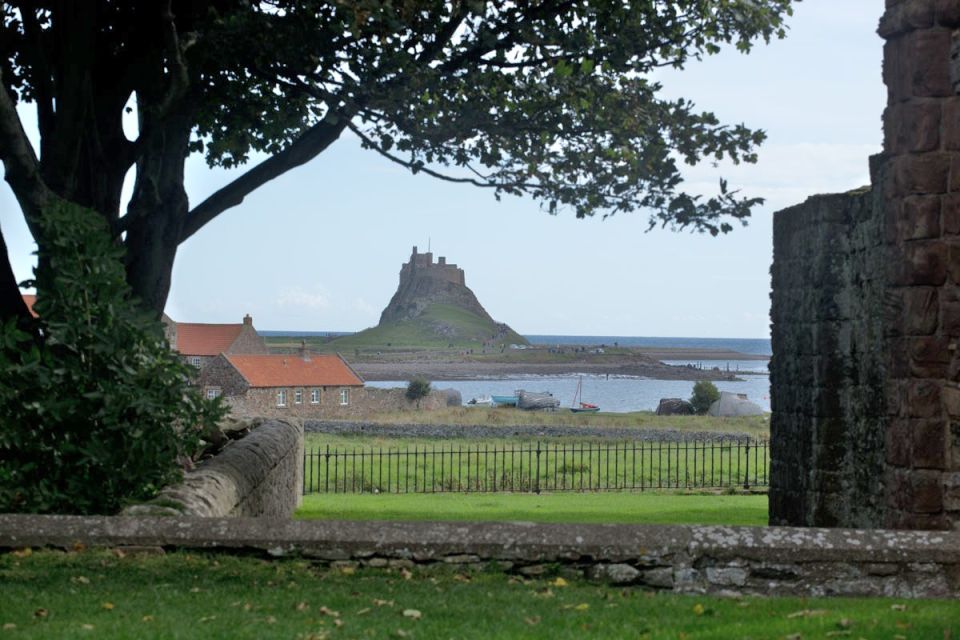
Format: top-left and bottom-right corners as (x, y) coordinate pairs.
(226, 354), (364, 388)
(176, 323), (245, 356)
(21, 294), (38, 318)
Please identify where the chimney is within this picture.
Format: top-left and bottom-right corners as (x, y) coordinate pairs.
(412, 245), (418, 255)
(299, 339), (311, 361)
(243, 314), (253, 326)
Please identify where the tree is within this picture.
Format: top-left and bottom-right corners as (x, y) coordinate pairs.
(689, 380), (720, 415)
(0, 1), (793, 323)
(0, 201), (223, 514)
(406, 377), (432, 408)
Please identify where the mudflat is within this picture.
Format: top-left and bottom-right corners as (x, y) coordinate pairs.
(347, 347), (766, 381)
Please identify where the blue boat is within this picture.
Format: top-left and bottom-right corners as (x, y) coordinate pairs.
(491, 394), (519, 406)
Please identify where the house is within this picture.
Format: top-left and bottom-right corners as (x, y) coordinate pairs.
(199, 350), (366, 417)
(166, 314), (269, 370)
(21, 294), (37, 318)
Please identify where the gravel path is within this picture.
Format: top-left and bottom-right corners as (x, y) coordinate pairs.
(304, 420), (756, 442)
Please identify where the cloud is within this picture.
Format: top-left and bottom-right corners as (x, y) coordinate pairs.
(679, 142), (880, 212)
(276, 286), (331, 310)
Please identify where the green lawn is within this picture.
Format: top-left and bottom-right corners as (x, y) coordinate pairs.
(296, 493), (770, 526)
(1, 550), (956, 639)
(303, 433), (770, 495)
(266, 303), (527, 351)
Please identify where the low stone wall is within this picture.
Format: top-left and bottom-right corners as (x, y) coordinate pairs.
(304, 420), (755, 442)
(226, 387), (456, 420)
(126, 419), (303, 518)
(1, 515), (957, 599)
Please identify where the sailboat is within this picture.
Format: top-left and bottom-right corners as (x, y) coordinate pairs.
(569, 376), (600, 413)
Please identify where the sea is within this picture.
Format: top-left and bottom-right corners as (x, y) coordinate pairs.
(268, 333), (774, 413)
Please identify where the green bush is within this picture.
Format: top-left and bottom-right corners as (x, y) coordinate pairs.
(689, 380), (720, 415)
(405, 377), (432, 406)
(0, 201), (224, 514)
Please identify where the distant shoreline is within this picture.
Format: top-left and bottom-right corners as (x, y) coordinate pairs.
(264, 333), (769, 382)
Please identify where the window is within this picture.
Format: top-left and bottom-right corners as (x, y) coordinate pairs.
(339, 388), (349, 405)
(294, 389), (303, 405)
(205, 387), (221, 400)
(189, 356), (201, 368)
(276, 389), (287, 407)
(310, 388), (320, 404)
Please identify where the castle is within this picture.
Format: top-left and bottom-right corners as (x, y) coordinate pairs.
(398, 246), (466, 288)
(378, 245), (495, 326)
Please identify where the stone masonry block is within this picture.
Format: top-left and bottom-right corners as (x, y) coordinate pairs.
(894, 154), (951, 196)
(912, 417), (949, 469)
(898, 101), (942, 153)
(879, 1), (934, 38)
(909, 334), (954, 377)
(951, 156), (960, 193)
(942, 286), (960, 334)
(943, 99), (960, 151)
(910, 470), (945, 513)
(949, 240), (960, 283)
(887, 417), (913, 467)
(900, 195), (942, 239)
(909, 29), (955, 98)
(905, 379), (943, 418)
(943, 193), (960, 234)
(937, 0), (960, 27)
(889, 240), (948, 285)
(943, 385), (960, 417)
(903, 287), (940, 334)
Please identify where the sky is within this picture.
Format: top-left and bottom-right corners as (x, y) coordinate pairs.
(0, 0), (885, 338)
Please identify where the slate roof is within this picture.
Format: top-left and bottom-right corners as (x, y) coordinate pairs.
(175, 323), (245, 356)
(225, 354), (364, 388)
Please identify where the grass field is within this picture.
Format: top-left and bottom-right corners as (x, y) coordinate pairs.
(295, 492), (770, 525)
(267, 303), (528, 351)
(2, 550), (956, 639)
(313, 408), (771, 438)
(302, 435), (769, 495)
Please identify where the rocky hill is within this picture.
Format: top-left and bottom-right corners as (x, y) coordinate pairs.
(333, 247), (527, 349)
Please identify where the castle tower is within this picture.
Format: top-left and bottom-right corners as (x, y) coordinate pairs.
(380, 246), (487, 325)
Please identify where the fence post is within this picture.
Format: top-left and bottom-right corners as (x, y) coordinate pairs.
(324, 444), (330, 493)
(743, 440), (751, 490)
(535, 441), (541, 495)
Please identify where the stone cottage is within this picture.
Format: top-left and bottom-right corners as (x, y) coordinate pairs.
(165, 314), (269, 371)
(199, 350), (366, 416)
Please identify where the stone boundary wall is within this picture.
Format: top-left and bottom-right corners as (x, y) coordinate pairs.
(1, 515), (957, 599)
(304, 420), (755, 442)
(126, 419), (303, 518)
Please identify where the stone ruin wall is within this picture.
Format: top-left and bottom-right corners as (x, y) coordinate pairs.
(770, 187), (888, 528)
(771, 0), (960, 530)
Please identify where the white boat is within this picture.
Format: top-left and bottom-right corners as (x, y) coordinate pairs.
(468, 395), (494, 406)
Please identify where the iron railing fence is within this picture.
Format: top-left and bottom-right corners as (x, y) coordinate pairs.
(303, 439), (769, 494)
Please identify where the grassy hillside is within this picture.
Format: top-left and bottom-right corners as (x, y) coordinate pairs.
(312, 303), (527, 351)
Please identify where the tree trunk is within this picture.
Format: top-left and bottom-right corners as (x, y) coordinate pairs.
(122, 114), (192, 315)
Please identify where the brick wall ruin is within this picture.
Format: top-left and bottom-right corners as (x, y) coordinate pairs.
(770, 1), (960, 530)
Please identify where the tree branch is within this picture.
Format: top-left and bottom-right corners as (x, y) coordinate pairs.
(346, 121), (529, 191)
(0, 70), (53, 239)
(178, 116), (350, 243)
